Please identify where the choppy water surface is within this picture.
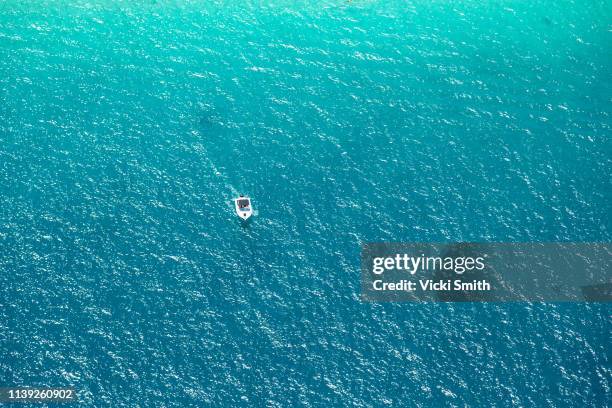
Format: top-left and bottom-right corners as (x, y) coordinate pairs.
(0, 1), (610, 406)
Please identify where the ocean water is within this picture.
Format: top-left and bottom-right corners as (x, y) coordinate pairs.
(0, 1), (610, 406)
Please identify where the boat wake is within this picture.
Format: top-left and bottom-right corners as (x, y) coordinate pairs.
(197, 140), (257, 216)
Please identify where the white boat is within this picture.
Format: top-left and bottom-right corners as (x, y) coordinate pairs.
(234, 196), (253, 220)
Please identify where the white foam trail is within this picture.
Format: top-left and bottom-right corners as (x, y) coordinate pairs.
(196, 139), (242, 207)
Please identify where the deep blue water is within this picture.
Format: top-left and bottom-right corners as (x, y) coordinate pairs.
(0, 1), (610, 406)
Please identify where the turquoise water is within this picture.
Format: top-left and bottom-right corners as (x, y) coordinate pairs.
(1, 1), (610, 406)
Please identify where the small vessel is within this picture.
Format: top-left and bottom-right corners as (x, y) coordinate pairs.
(234, 195), (253, 220)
